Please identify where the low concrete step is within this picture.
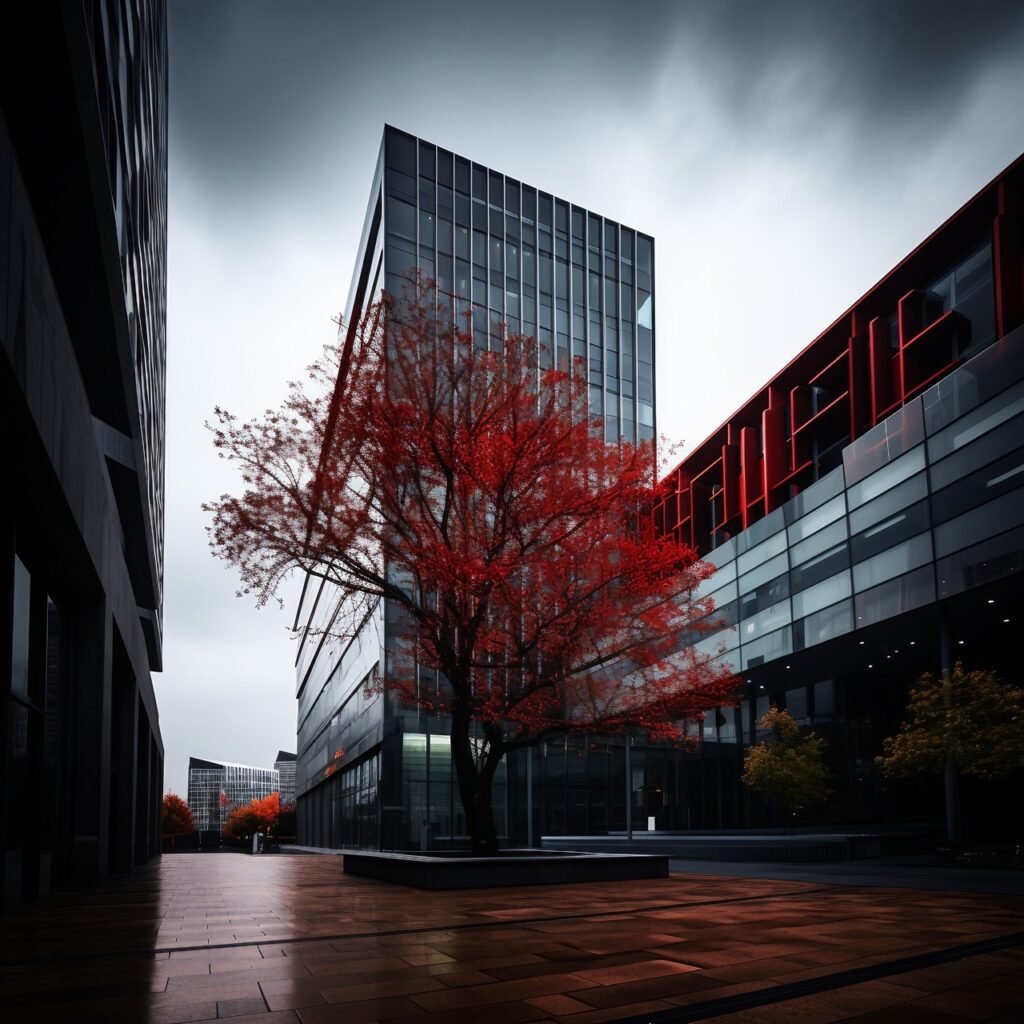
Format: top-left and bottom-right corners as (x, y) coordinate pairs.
(541, 834), (891, 863)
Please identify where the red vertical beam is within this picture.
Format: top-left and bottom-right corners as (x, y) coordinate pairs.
(897, 289), (924, 405)
(848, 327), (871, 441)
(652, 496), (665, 537)
(868, 316), (892, 425)
(994, 179), (1023, 339)
(789, 385), (810, 469)
(762, 405), (786, 513)
(723, 442), (740, 525)
(676, 472), (692, 547)
(739, 425), (760, 530)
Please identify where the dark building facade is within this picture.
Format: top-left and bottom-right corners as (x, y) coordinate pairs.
(1, 1), (167, 902)
(645, 155), (1024, 835)
(294, 126), (656, 850)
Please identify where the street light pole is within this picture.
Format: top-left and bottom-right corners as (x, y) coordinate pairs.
(625, 733), (632, 843)
(526, 747), (534, 848)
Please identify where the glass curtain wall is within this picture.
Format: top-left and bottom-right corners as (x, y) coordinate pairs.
(382, 127), (655, 445)
(370, 128), (658, 849)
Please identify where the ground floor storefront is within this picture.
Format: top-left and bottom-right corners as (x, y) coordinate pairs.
(298, 579), (1023, 853)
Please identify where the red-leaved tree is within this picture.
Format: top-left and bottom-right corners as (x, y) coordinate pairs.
(162, 793), (194, 846)
(223, 791), (282, 840)
(206, 282), (736, 853)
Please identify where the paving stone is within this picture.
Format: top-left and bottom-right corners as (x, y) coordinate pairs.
(0, 853), (1022, 1024)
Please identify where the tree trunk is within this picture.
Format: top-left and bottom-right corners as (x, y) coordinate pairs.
(938, 611), (961, 845)
(944, 756), (962, 845)
(450, 710), (500, 855)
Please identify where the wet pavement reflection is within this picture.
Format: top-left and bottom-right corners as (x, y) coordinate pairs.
(0, 852), (1022, 1022)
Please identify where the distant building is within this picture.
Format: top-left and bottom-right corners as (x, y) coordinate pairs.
(187, 757), (279, 832)
(1, 1), (168, 903)
(274, 751), (297, 806)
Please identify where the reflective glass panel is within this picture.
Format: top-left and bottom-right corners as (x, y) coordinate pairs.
(852, 532), (932, 592)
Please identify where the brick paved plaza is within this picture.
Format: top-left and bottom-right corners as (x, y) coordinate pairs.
(1, 853), (1023, 1023)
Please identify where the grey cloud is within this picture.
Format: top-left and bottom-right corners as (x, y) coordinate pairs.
(170, 0), (1024, 205)
(160, 0), (1024, 796)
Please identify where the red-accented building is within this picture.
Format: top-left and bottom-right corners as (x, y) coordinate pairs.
(649, 154), (1024, 838)
(658, 156), (1023, 553)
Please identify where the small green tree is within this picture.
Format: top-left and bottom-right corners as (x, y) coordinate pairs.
(743, 707), (828, 820)
(876, 664), (1024, 841)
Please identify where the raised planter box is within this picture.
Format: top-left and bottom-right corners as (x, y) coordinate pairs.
(341, 849), (669, 889)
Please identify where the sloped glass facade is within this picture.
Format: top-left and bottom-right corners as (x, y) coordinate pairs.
(294, 127), (656, 850)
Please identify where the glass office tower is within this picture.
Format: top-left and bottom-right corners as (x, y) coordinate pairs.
(294, 126), (656, 850)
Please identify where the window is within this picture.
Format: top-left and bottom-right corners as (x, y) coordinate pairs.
(741, 626), (792, 670)
(739, 573), (789, 618)
(923, 242), (995, 358)
(386, 197), (415, 241)
(814, 680), (834, 719)
(843, 400), (924, 488)
(936, 525), (1024, 597)
(791, 571), (851, 619)
(855, 566), (934, 626)
(740, 600), (791, 641)
(933, 486), (1024, 558)
(850, 500), (930, 563)
(737, 530), (788, 576)
(739, 551), (789, 594)
(846, 446), (926, 510)
(789, 542), (849, 593)
(787, 494), (846, 544)
(785, 466), (845, 522)
(693, 625), (740, 657)
(927, 377), (1024, 464)
(933, 449), (1024, 527)
(786, 687), (808, 721)
(929, 413), (1024, 493)
(848, 472), (928, 534)
(637, 291), (652, 329)
(790, 518), (848, 568)
(472, 164), (487, 202)
(11, 556), (30, 698)
(852, 533), (932, 592)
(797, 599), (853, 649)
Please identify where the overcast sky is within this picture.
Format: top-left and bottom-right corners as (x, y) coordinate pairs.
(160, 0), (1024, 797)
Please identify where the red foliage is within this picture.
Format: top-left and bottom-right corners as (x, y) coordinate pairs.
(206, 281), (737, 851)
(162, 793), (194, 839)
(223, 791), (282, 839)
